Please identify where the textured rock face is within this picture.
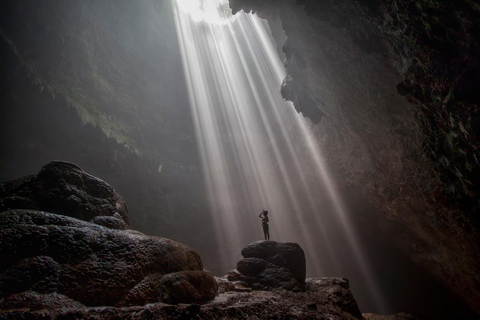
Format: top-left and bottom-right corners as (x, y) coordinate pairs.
(230, 0), (480, 313)
(0, 275), (369, 320)
(363, 313), (419, 320)
(227, 241), (306, 292)
(0, 236), (415, 319)
(0, 209), (217, 308)
(158, 271), (218, 304)
(241, 241), (306, 283)
(0, 161), (129, 229)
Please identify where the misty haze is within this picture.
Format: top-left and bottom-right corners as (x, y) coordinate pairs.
(1, 1), (479, 319)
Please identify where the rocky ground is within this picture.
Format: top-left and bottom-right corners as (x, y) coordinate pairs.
(0, 286), (415, 320)
(0, 161), (417, 319)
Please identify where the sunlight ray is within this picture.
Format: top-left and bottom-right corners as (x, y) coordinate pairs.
(173, 0), (387, 312)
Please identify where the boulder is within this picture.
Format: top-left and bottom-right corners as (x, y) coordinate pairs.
(307, 278), (361, 318)
(228, 241), (306, 292)
(0, 161), (129, 228)
(241, 241), (306, 283)
(158, 271), (218, 304)
(0, 210), (217, 308)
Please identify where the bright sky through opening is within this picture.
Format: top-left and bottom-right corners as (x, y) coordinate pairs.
(173, 0), (388, 313)
(176, 0), (232, 24)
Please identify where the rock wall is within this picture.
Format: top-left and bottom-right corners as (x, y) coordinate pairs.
(230, 0), (480, 313)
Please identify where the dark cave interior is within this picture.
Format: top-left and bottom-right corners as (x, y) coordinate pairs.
(0, 0), (479, 319)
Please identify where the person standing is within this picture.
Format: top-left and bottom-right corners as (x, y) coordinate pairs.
(259, 210), (270, 241)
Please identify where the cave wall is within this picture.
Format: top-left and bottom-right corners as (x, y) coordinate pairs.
(230, 0), (480, 313)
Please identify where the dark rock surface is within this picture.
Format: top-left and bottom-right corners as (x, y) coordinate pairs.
(0, 276), (367, 320)
(0, 202), (410, 320)
(241, 241), (306, 282)
(227, 241), (306, 292)
(0, 161), (129, 228)
(363, 313), (419, 320)
(1, 291), (85, 311)
(158, 270), (218, 304)
(0, 209), (217, 308)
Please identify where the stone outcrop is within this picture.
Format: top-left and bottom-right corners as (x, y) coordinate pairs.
(0, 163), (218, 309)
(0, 161), (129, 229)
(227, 241), (306, 292)
(0, 210), (217, 308)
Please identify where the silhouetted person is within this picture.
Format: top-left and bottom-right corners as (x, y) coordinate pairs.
(259, 210), (270, 240)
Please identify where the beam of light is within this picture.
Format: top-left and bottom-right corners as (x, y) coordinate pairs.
(172, 0), (388, 313)
(176, 0), (233, 24)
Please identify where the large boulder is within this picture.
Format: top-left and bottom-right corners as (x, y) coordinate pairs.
(0, 210), (217, 308)
(227, 241), (306, 292)
(0, 161), (129, 229)
(241, 241), (306, 283)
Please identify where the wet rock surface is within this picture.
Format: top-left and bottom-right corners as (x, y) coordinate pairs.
(0, 209), (217, 308)
(227, 241), (306, 292)
(0, 161), (129, 228)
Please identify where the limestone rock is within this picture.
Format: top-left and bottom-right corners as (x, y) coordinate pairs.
(241, 241), (306, 283)
(1, 291), (86, 311)
(307, 277), (361, 318)
(215, 276), (236, 294)
(0, 277), (365, 319)
(0, 209), (217, 308)
(306, 277), (350, 291)
(363, 313), (418, 320)
(228, 241), (306, 292)
(158, 270), (218, 304)
(90, 215), (129, 230)
(0, 161), (129, 228)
